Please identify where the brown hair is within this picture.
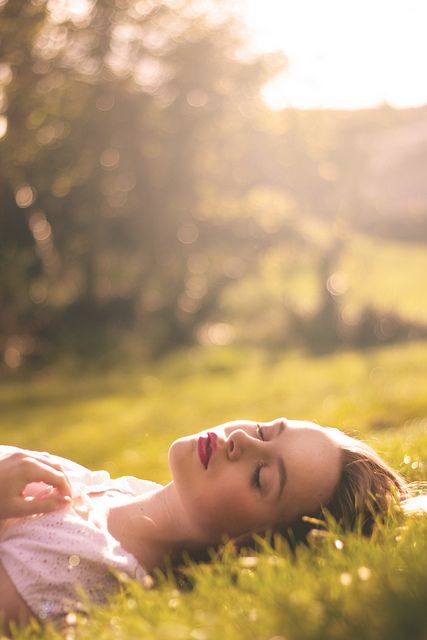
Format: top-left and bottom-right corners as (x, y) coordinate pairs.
(287, 437), (410, 543)
(326, 443), (409, 534)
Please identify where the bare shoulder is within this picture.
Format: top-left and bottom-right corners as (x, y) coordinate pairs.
(0, 560), (33, 631)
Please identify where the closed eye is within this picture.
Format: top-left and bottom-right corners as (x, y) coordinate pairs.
(252, 463), (265, 490)
(256, 423), (265, 441)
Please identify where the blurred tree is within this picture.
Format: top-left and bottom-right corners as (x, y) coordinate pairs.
(0, 0), (287, 361)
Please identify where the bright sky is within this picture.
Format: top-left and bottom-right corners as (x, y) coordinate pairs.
(238, 0), (427, 110)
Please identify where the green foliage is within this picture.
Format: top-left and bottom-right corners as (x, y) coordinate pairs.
(1, 342), (427, 639)
(0, 0), (288, 358)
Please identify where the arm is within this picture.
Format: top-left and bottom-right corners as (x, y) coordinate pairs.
(0, 449), (72, 518)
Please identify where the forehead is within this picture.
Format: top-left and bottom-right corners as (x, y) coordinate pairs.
(277, 421), (342, 523)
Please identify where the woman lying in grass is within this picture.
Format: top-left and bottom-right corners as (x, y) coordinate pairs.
(0, 418), (419, 630)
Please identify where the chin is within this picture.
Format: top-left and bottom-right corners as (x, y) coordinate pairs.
(169, 434), (193, 453)
(167, 439), (179, 467)
(168, 436), (191, 476)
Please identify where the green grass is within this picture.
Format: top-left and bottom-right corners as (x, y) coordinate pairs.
(1, 341), (427, 639)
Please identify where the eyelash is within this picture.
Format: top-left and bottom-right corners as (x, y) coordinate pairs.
(253, 424), (265, 490)
(253, 463), (264, 490)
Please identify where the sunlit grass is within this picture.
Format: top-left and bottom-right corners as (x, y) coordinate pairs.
(31, 516), (427, 640)
(1, 341), (427, 481)
(1, 341), (426, 639)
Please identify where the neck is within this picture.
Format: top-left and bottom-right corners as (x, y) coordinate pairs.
(107, 482), (209, 573)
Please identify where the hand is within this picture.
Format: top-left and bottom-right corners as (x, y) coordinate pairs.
(0, 450), (72, 518)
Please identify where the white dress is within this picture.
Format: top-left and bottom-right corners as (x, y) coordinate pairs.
(0, 446), (161, 622)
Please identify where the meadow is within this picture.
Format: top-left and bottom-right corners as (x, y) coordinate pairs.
(1, 340), (427, 639)
(219, 232), (427, 345)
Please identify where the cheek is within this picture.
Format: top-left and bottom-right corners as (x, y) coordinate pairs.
(169, 446), (266, 538)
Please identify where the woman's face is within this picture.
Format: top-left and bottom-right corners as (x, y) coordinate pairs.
(168, 418), (342, 542)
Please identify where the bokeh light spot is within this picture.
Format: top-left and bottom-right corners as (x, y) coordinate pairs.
(185, 275), (207, 300)
(15, 185), (36, 208)
(100, 148), (120, 169)
(186, 89), (208, 108)
(357, 566), (372, 581)
(197, 322), (235, 346)
(327, 272), (348, 296)
(96, 94), (115, 111)
(0, 115), (7, 139)
(340, 572), (352, 586)
(30, 281), (48, 304)
(177, 223), (199, 244)
(4, 346), (22, 369)
(187, 254), (208, 274)
(177, 293), (200, 314)
(223, 256), (245, 279)
(0, 62), (12, 85)
(29, 212), (52, 242)
(52, 176), (72, 198)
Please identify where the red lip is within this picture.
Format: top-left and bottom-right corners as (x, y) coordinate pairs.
(198, 432), (218, 469)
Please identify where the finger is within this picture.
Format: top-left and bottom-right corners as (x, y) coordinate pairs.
(25, 452), (68, 474)
(17, 494), (72, 516)
(22, 459), (72, 498)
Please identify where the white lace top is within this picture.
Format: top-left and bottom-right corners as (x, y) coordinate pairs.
(0, 446), (161, 622)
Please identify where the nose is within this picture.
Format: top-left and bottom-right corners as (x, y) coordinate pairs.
(226, 429), (260, 461)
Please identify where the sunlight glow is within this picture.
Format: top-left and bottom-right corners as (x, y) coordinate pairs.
(239, 0), (427, 109)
